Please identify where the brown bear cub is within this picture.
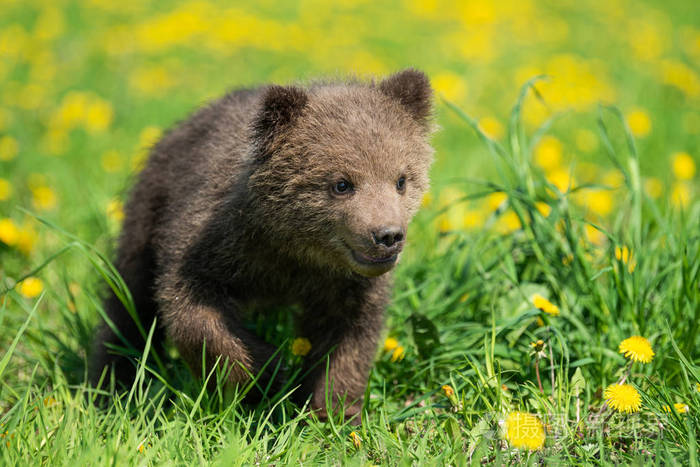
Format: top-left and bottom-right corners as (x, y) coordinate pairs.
(90, 69), (434, 421)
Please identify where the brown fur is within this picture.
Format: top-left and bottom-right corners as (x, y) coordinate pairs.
(89, 69), (434, 422)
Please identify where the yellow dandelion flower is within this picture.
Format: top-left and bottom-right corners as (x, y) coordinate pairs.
(504, 411), (545, 450)
(663, 403), (689, 414)
(84, 98), (113, 133)
(614, 246), (636, 272)
(462, 209), (485, 229)
(15, 224), (37, 255)
(535, 202), (551, 217)
(0, 178), (11, 200)
(478, 116), (504, 140)
(495, 210), (521, 233)
(530, 340), (545, 352)
(625, 108), (651, 137)
(671, 182), (691, 208)
(584, 224), (606, 247)
(696, 382), (700, 392)
(486, 192), (507, 211)
(604, 383), (642, 413)
(0, 135), (18, 161)
(618, 336), (654, 363)
(432, 71), (468, 102)
(349, 431), (362, 448)
(391, 346), (405, 362)
(43, 396), (58, 408)
(583, 190), (613, 217)
(421, 191), (433, 208)
(106, 199), (124, 223)
(534, 136), (563, 171)
(291, 337), (311, 356)
(18, 277), (43, 298)
(531, 294), (560, 316)
(547, 169), (575, 193)
(384, 337), (399, 352)
(31, 185), (57, 211)
(671, 152), (696, 180)
(0, 218), (19, 246)
(442, 385), (454, 397)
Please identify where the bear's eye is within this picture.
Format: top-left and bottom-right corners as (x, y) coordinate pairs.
(332, 179), (353, 196)
(396, 176), (406, 193)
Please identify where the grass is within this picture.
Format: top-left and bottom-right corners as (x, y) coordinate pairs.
(1, 0), (699, 465)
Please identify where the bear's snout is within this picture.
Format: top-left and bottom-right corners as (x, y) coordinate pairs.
(371, 226), (405, 248)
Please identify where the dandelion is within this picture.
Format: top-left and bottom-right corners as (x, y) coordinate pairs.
(0, 178), (11, 200)
(663, 403), (689, 414)
(504, 412), (546, 450)
(614, 246), (636, 273)
(0, 218), (19, 246)
(391, 346), (405, 362)
(495, 210), (521, 233)
(106, 199), (124, 223)
(384, 337), (399, 352)
(291, 337), (311, 356)
(43, 396), (58, 407)
(696, 382), (700, 392)
(442, 385), (454, 397)
(618, 336), (654, 363)
(584, 224), (606, 247)
(670, 182), (690, 208)
(15, 224), (37, 255)
(671, 152), (696, 180)
(137, 441), (152, 453)
(32, 185), (57, 211)
(462, 209), (485, 229)
(85, 98), (113, 133)
(0, 135), (18, 161)
(534, 135), (562, 171)
(530, 340), (545, 352)
(18, 277), (43, 298)
(604, 383), (642, 413)
(531, 294), (560, 316)
(486, 191), (507, 211)
(625, 108), (651, 137)
(432, 72), (467, 102)
(582, 190), (613, 217)
(535, 202), (551, 217)
(547, 169), (575, 193)
(349, 431), (362, 448)
(478, 116), (504, 140)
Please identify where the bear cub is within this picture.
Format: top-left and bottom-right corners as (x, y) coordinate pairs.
(90, 69), (434, 421)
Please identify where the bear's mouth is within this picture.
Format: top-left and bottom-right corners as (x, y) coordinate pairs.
(351, 249), (398, 266)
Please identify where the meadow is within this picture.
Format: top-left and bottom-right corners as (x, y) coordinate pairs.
(1, 0), (699, 464)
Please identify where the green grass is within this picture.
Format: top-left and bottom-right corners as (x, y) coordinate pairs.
(1, 1), (699, 465)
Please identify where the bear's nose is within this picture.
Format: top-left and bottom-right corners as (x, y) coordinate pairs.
(372, 227), (405, 248)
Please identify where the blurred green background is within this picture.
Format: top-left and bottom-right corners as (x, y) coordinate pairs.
(0, 0), (698, 287)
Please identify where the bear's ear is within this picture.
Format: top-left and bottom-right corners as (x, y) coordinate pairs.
(378, 69), (433, 126)
(252, 85), (308, 154)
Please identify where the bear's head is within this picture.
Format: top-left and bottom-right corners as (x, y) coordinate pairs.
(249, 69), (434, 277)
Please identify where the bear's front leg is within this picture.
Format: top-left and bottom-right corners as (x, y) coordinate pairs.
(297, 279), (388, 424)
(160, 287), (283, 399)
